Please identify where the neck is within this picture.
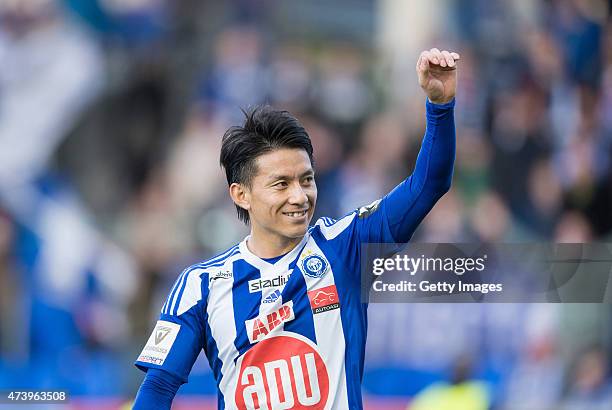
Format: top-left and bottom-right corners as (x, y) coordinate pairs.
(247, 227), (303, 259)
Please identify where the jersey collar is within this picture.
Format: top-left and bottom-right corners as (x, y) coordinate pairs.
(239, 233), (310, 273)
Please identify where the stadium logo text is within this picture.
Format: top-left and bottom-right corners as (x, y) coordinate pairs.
(248, 274), (290, 293)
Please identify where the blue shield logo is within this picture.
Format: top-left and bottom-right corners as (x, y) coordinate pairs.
(301, 254), (329, 278)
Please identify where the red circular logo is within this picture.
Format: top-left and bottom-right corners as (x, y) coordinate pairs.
(235, 332), (329, 409)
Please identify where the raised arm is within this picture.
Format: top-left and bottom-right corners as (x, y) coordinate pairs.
(356, 48), (460, 244)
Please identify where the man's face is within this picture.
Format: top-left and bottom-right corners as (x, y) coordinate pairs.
(244, 148), (317, 243)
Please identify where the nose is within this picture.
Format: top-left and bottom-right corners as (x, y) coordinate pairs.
(288, 182), (308, 206)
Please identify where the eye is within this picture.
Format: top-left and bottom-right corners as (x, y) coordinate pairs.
(273, 181), (288, 189)
(303, 175), (315, 184)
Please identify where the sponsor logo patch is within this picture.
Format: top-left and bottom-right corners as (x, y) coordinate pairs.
(307, 285), (340, 314)
(300, 254), (329, 279)
(245, 301), (294, 344)
(137, 320), (180, 366)
(209, 270), (233, 282)
(236, 332), (329, 409)
(248, 274), (290, 293)
(263, 289), (282, 304)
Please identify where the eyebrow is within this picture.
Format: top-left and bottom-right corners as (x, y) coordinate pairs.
(267, 170), (315, 181)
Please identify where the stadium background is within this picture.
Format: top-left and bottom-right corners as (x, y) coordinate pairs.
(1, 0), (612, 408)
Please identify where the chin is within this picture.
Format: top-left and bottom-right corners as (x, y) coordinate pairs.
(289, 228), (308, 239)
(284, 224), (309, 239)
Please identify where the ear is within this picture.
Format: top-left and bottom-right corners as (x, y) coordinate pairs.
(229, 182), (250, 212)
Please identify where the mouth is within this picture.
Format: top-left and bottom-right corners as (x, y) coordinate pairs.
(282, 210), (308, 219)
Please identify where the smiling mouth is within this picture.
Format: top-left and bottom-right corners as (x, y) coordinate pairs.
(283, 210), (308, 218)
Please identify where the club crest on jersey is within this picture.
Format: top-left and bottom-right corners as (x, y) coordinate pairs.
(300, 254), (329, 278)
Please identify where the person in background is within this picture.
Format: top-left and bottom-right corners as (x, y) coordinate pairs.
(561, 346), (612, 410)
(409, 355), (490, 410)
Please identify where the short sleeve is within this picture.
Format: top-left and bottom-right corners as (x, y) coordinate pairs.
(135, 267), (207, 383)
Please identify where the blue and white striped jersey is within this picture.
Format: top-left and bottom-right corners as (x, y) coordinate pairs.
(135, 99), (456, 409)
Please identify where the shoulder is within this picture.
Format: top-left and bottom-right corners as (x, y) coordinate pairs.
(190, 244), (242, 274)
(181, 243), (242, 282)
(162, 244), (242, 316)
(310, 212), (357, 240)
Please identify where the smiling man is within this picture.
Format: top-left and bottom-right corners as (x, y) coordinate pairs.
(133, 48), (459, 409)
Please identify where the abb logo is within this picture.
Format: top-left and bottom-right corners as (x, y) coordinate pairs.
(245, 302), (295, 344)
(236, 333), (329, 409)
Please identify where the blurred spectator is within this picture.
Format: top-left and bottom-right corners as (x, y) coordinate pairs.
(315, 44), (373, 125)
(419, 189), (466, 242)
(555, 210), (595, 242)
(561, 346), (612, 410)
(339, 111), (410, 214)
(0, 0), (102, 186)
(268, 43), (314, 112)
(199, 25), (268, 122)
(408, 356), (490, 410)
(0, 0), (137, 393)
(502, 305), (564, 410)
(469, 191), (512, 241)
(0, 211), (20, 364)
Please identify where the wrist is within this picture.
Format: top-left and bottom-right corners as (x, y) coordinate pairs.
(427, 97), (455, 108)
(427, 96), (455, 105)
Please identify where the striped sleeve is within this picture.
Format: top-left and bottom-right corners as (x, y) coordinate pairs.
(134, 245), (239, 382)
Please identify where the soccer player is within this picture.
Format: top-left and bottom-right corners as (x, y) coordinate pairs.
(133, 48), (459, 409)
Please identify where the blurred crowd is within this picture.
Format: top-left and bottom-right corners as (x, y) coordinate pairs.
(0, 0), (611, 408)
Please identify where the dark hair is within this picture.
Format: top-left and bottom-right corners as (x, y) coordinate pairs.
(220, 105), (314, 224)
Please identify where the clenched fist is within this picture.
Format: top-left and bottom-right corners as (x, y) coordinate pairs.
(417, 48), (460, 105)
